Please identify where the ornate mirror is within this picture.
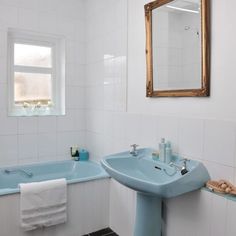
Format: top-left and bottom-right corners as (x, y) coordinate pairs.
(145, 0), (210, 97)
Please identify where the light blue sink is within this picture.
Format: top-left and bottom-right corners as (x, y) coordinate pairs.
(101, 148), (210, 236)
(101, 148), (209, 198)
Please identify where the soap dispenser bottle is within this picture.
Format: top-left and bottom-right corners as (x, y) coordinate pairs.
(159, 138), (166, 162)
(165, 141), (172, 163)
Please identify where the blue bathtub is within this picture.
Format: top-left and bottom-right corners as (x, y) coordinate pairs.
(0, 160), (109, 196)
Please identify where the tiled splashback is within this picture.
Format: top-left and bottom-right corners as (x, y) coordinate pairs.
(87, 112), (236, 185)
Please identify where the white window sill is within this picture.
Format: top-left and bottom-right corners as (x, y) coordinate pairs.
(8, 107), (65, 117)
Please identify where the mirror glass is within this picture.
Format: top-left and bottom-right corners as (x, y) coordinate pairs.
(145, 0), (210, 97)
(152, 0), (201, 90)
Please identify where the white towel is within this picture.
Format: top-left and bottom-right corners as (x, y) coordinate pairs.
(19, 178), (67, 231)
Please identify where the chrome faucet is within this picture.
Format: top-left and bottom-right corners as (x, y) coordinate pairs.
(4, 169), (33, 178)
(130, 144), (139, 156)
(169, 158), (190, 175)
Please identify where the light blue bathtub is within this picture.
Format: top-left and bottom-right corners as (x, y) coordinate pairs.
(0, 160), (109, 196)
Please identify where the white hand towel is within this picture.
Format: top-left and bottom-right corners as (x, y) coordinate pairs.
(19, 178), (67, 231)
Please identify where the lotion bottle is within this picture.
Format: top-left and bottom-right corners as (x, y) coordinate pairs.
(159, 138), (166, 162)
(165, 141), (172, 163)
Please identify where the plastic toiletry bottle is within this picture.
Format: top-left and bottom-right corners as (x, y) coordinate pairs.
(165, 141), (172, 164)
(79, 149), (89, 161)
(159, 138), (166, 162)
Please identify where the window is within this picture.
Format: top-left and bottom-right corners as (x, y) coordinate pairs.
(8, 30), (65, 116)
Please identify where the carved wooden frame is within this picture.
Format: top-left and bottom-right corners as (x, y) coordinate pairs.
(145, 0), (210, 97)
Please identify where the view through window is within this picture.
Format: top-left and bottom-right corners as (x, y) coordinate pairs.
(14, 43), (53, 106)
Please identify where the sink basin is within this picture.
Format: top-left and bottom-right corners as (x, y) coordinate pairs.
(101, 148), (209, 198)
(101, 148), (210, 236)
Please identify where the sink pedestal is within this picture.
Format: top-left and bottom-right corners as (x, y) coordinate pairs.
(134, 192), (162, 236)
(101, 148), (210, 235)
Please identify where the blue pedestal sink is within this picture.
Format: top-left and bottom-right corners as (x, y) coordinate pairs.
(101, 148), (210, 236)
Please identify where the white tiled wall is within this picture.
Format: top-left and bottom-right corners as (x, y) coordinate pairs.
(84, 0), (236, 235)
(84, 0), (128, 162)
(0, 0), (86, 166)
(1, 0), (236, 236)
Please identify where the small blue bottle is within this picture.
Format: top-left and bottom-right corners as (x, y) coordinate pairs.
(79, 149), (89, 161)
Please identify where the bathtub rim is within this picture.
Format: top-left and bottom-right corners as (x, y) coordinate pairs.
(0, 159), (109, 196)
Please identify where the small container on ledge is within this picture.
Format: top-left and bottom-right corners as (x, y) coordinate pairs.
(70, 146), (80, 161)
(79, 149), (89, 161)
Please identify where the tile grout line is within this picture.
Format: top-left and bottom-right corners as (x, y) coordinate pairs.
(103, 233), (115, 236)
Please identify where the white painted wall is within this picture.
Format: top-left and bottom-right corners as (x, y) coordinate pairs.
(0, 0), (86, 166)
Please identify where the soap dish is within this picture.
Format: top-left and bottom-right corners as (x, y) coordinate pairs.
(206, 180), (236, 196)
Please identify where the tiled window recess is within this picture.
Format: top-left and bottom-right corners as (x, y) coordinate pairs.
(83, 228), (119, 236)
(8, 29), (65, 116)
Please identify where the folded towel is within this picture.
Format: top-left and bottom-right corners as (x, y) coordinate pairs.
(19, 178), (67, 231)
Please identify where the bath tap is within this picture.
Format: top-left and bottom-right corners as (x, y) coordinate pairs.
(130, 144), (139, 156)
(4, 169), (33, 178)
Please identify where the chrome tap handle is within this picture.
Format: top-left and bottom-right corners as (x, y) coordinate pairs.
(130, 144), (139, 156)
(180, 158), (190, 167)
(130, 144), (139, 148)
(169, 162), (182, 170)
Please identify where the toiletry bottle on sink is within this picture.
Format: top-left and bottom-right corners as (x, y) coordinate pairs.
(159, 138), (166, 162)
(165, 141), (172, 163)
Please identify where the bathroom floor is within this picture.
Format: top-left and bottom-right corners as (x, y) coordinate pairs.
(83, 227), (119, 236)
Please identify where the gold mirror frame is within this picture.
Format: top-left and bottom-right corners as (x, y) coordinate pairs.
(145, 0), (210, 97)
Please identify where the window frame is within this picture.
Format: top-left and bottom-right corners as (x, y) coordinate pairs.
(8, 29), (65, 116)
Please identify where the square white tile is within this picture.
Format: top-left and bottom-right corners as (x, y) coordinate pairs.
(0, 110), (17, 135)
(37, 132), (57, 159)
(203, 160), (235, 183)
(37, 116), (57, 133)
(0, 135), (18, 165)
(203, 120), (236, 167)
(18, 134), (38, 161)
(179, 118), (204, 159)
(18, 117), (37, 134)
(209, 194), (227, 236)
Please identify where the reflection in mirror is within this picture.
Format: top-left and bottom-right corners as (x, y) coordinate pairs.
(145, 0), (210, 97)
(153, 0), (201, 90)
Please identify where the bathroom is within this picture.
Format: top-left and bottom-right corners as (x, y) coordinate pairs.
(0, 0), (236, 235)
